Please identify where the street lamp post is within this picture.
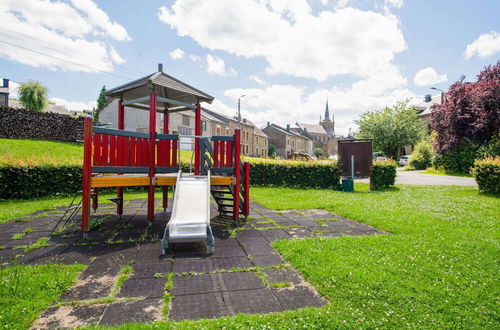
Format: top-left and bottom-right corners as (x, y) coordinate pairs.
(238, 95), (245, 122)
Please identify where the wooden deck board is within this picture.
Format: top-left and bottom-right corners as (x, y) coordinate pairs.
(91, 174), (234, 188)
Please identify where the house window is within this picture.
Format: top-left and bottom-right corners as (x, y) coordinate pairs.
(256, 136), (258, 144)
(287, 138), (290, 145)
(182, 114), (190, 126)
(226, 128), (229, 135)
(202, 121), (207, 132)
(216, 126), (221, 135)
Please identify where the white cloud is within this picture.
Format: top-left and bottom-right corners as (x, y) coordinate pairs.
(0, 0), (129, 72)
(50, 97), (97, 112)
(169, 48), (185, 60)
(464, 31), (500, 59)
(189, 54), (201, 62)
(207, 67), (415, 135)
(158, 2), (406, 81)
(334, 0), (352, 9)
(413, 67), (447, 86)
(70, 0), (131, 41)
(249, 75), (266, 85)
(384, 0), (403, 9)
(205, 54), (237, 76)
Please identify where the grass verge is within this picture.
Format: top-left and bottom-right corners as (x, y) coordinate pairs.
(421, 168), (472, 177)
(0, 263), (84, 329)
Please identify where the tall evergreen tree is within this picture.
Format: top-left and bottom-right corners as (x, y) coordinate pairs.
(94, 85), (107, 121)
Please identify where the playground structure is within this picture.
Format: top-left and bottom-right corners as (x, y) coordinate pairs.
(81, 65), (251, 245)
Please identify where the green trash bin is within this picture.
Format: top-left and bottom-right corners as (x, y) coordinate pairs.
(342, 178), (354, 192)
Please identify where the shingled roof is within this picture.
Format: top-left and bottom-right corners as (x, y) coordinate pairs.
(106, 66), (214, 111)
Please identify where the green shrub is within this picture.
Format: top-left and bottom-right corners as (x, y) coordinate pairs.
(409, 141), (435, 170)
(250, 159), (340, 189)
(432, 138), (500, 174)
(370, 159), (397, 190)
(471, 157), (500, 195)
(0, 159), (341, 199)
(0, 165), (82, 199)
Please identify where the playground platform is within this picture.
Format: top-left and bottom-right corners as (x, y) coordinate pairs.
(0, 199), (384, 327)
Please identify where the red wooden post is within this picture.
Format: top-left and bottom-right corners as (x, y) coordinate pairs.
(82, 117), (93, 235)
(102, 134), (109, 165)
(213, 140), (219, 168)
(116, 100), (124, 217)
(147, 92), (157, 224)
(244, 161), (250, 217)
(226, 141), (232, 167)
(194, 103), (201, 175)
(172, 139), (178, 167)
(162, 109), (169, 211)
(92, 188), (99, 212)
(233, 128), (241, 222)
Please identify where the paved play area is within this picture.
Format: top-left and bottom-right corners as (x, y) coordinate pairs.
(0, 199), (384, 327)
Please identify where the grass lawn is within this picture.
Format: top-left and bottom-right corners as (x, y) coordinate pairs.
(0, 138), (83, 166)
(421, 168), (472, 177)
(0, 264), (84, 329)
(86, 183), (498, 329)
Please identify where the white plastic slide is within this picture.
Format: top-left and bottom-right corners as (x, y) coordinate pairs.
(161, 170), (215, 255)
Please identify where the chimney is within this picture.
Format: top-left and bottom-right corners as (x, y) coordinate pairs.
(158, 63), (163, 72)
(267, 122), (270, 127)
(304, 127), (307, 133)
(286, 124), (290, 132)
(243, 118), (247, 123)
(2, 79), (8, 88)
(424, 94), (431, 102)
(441, 92), (444, 104)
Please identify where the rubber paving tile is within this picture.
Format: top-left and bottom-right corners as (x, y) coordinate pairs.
(212, 256), (253, 271)
(117, 278), (166, 298)
(172, 274), (220, 295)
(265, 268), (302, 285)
(99, 298), (162, 325)
(223, 288), (283, 315)
(169, 292), (227, 321)
(272, 286), (327, 310)
(217, 271), (264, 291)
(250, 255), (285, 267)
(130, 262), (173, 279)
(33, 304), (105, 328)
(173, 258), (214, 274)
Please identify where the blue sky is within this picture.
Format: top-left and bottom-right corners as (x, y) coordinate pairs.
(0, 0), (499, 135)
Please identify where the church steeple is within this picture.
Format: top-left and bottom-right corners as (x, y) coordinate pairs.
(324, 98), (331, 122)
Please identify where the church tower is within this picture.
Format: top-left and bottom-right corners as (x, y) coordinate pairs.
(320, 98), (335, 135)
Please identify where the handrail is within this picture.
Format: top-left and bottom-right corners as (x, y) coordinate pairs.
(93, 127), (150, 139)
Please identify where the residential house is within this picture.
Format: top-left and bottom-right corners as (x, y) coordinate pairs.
(0, 78), (9, 107)
(262, 123), (312, 157)
(414, 93), (443, 135)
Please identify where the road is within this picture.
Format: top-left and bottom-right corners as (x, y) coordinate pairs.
(358, 169), (477, 186)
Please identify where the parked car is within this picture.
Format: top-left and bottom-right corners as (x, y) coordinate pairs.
(399, 155), (410, 166)
(373, 152), (387, 160)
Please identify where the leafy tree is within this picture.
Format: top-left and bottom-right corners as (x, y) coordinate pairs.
(431, 62), (500, 154)
(18, 80), (48, 111)
(268, 143), (276, 157)
(313, 148), (325, 158)
(356, 100), (424, 159)
(94, 85), (107, 121)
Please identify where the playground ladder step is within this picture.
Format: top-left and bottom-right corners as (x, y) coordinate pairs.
(106, 197), (123, 205)
(211, 189), (231, 194)
(214, 197), (234, 202)
(68, 205), (82, 211)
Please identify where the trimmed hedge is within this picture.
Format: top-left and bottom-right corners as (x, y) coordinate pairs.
(250, 160), (340, 189)
(370, 159), (397, 190)
(471, 157), (500, 195)
(0, 106), (84, 142)
(0, 165), (82, 199)
(0, 160), (341, 199)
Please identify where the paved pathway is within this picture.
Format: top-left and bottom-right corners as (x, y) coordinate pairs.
(358, 169), (477, 186)
(0, 199), (384, 327)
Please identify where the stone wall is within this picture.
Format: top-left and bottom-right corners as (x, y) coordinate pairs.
(0, 106), (84, 142)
